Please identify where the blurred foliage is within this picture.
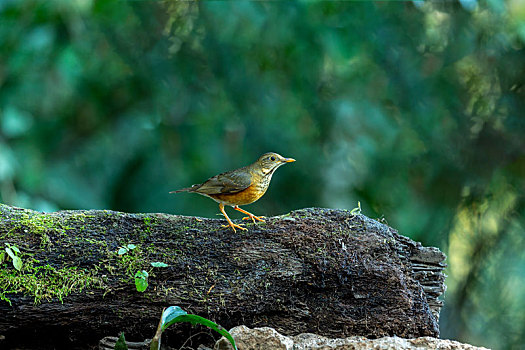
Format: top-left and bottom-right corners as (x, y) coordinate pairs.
(1, 0), (525, 349)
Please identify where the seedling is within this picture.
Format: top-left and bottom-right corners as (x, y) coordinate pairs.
(1, 243), (23, 271)
(149, 306), (237, 350)
(134, 270), (148, 292)
(118, 244), (137, 255)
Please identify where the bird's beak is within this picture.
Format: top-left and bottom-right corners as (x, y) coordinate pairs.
(282, 157), (296, 163)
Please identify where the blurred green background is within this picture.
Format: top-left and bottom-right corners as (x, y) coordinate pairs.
(1, 0), (525, 348)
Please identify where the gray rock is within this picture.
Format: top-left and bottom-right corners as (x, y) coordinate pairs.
(214, 326), (490, 350)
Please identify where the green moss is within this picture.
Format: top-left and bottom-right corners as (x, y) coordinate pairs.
(1, 210), (72, 247)
(117, 249), (144, 277)
(143, 216), (153, 233)
(64, 212), (97, 230)
(0, 207), (109, 305)
(0, 257), (103, 305)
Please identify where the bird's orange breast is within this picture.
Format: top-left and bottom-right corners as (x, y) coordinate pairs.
(208, 184), (267, 206)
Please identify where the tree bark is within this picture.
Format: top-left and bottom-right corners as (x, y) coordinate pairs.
(0, 204), (446, 349)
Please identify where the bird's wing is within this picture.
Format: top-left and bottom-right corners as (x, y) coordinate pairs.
(191, 167), (253, 195)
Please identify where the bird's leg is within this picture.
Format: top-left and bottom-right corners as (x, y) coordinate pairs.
(219, 203), (247, 233)
(234, 206), (266, 223)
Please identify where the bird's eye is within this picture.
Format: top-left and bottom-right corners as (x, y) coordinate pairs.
(270, 156), (276, 161)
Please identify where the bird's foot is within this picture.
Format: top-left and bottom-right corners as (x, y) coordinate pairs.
(242, 214), (266, 224)
(221, 222), (248, 233)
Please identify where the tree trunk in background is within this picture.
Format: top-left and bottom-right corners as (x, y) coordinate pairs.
(0, 204), (446, 349)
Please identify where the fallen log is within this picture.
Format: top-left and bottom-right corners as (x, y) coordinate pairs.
(0, 204), (446, 349)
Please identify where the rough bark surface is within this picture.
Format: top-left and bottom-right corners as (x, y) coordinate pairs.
(0, 204), (446, 349)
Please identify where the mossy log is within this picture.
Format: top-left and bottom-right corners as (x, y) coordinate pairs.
(0, 204), (446, 349)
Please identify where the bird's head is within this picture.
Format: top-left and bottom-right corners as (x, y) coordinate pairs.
(255, 152), (296, 175)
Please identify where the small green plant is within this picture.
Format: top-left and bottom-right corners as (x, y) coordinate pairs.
(118, 244), (137, 255)
(134, 270), (148, 292)
(118, 243), (169, 293)
(1, 243), (23, 271)
(113, 306), (236, 350)
(114, 332), (127, 350)
(133, 262), (168, 292)
(149, 306), (237, 350)
(350, 201), (362, 215)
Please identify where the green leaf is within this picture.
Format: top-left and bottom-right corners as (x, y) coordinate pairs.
(150, 262), (168, 268)
(160, 306), (187, 329)
(0, 251), (5, 263)
(134, 270), (148, 292)
(5, 247), (15, 260)
(127, 244), (136, 250)
(10, 245), (20, 254)
(159, 306), (237, 350)
(114, 332), (128, 350)
(118, 247), (128, 255)
(12, 256), (22, 271)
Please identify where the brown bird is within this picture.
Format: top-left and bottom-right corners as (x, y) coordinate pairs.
(170, 152), (296, 232)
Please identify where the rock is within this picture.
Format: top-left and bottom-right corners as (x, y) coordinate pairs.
(215, 326), (293, 350)
(197, 346), (213, 350)
(214, 326), (490, 350)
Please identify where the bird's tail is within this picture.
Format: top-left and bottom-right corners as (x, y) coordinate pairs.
(169, 185), (199, 194)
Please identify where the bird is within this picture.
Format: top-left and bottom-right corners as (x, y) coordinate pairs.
(170, 152), (295, 232)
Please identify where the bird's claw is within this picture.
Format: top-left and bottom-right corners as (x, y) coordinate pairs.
(242, 215), (266, 224)
(221, 223), (248, 233)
